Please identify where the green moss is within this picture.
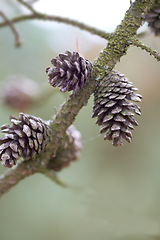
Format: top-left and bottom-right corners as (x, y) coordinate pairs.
(93, 0), (154, 81)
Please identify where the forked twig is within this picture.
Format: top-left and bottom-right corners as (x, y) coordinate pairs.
(0, 10), (21, 47)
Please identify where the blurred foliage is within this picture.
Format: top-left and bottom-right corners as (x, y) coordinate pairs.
(1, 2), (160, 240)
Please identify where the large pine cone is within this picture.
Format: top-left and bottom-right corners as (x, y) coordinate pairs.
(92, 71), (142, 146)
(46, 51), (92, 93)
(144, 1), (160, 36)
(0, 113), (53, 168)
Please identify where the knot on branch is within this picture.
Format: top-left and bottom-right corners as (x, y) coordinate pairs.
(92, 71), (142, 146)
(0, 113), (53, 168)
(46, 51), (92, 93)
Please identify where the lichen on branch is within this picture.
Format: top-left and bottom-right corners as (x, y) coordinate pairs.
(0, 0), (157, 197)
(93, 0), (155, 79)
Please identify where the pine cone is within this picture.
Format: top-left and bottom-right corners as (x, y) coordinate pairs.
(46, 51), (92, 93)
(47, 125), (82, 171)
(0, 113), (53, 168)
(144, 2), (160, 36)
(92, 71), (142, 146)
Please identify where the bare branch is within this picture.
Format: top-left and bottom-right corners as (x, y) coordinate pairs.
(0, 10), (21, 47)
(0, 160), (37, 197)
(17, 0), (39, 14)
(131, 38), (160, 61)
(0, 159), (65, 198)
(0, 13), (111, 40)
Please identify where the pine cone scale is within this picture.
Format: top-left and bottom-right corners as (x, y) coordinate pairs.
(10, 141), (18, 152)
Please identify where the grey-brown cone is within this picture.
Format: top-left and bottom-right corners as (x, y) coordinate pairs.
(47, 125), (82, 171)
(92, 71), (142, 146)
(46, 51), (92, 93)
(144, 3), (160, 36)
(0, 113), (53, 168)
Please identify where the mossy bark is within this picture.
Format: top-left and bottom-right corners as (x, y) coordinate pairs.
(0, 0), (156, 197)
(93, 0), (155, 78)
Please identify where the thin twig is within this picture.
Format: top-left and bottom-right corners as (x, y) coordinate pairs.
(18, 0), (38, 14)
(0, 10), (21, 47)
(38, 168), (67, 187)
(0, 13), (111, 40)
(131, 38), (160, 61)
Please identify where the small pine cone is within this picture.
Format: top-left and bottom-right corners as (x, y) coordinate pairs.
(46, 51), (92, 93)
(92, 71), (142, 146)
(144, 2), (160, 36)
(0, 113), (53, 168)
(47, 125), (82, 171)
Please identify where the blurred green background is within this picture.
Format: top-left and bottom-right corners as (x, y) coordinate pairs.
(1, 1), (160, 240)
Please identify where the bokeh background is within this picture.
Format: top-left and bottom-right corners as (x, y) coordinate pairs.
(0, 0), (160, 240)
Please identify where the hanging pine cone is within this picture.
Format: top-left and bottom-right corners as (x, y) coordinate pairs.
(144, 1), (160, 36)
(0, 113), (53, 168)
(46, 51), (92, 93)
(92, 71), (142, 146)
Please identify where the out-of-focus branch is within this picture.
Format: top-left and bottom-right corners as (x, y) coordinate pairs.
(0, 160), (37, 197)
(131, 38), (160, 61)
(17, 0), (39, 14)
(0, 10), (21, 47)
(0, 158), (66, 198)
(0, 13), (111, 40)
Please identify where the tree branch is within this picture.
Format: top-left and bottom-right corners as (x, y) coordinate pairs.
(18, 0), (39, 14)
(0, 158), (66, 197)
(131, 38), (160, 61)
(0, 0), (155, 197)
(93, 0), (155, 78)
(0, 13), (111, 40)
(0, 160), (37, 197)
(0, 10), (21, 47)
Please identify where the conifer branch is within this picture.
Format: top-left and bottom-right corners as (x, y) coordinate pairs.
(0, 0), (156, 197)
(0, 14), (111, 41)
(0, 10), (21, 47)
(131, 38), (160, 61)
